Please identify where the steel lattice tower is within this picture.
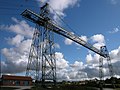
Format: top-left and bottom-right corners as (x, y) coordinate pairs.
(99, 46), (115, 89)
(26, 3), (56, 85)
(21, 3), (115, 88)
(99, 47), (104, 90)
(26, 24), (41, 80)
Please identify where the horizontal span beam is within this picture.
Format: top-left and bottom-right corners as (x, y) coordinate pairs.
(21, 9), (107, 58)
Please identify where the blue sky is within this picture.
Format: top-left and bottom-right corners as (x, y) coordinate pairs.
(0, 0), (120, 80)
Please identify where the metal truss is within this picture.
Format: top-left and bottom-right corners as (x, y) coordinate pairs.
(21, 3), (114, 87)
(25, 3), (56, 85)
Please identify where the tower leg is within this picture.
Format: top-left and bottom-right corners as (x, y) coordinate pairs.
(26, 24), (41, 81)
(100, 46), (115, 88)
(99, 56), (104, 90)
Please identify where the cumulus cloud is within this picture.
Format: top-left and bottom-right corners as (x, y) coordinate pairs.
(70, 61), (85, 70)
(110, 46), (120, 60)
(63, 33), (116, 79)
(0, 16), (87, 81)
(1, 17), (120, 80)
(1, 44), (120, 80)
(64, 35), (88, 46)
(91, 34), (105, 43)
(83, 65), (99, 78)
(1, 38), (32, 73)
(64, 34), (105, 51)
(54, 52), (89, 81)
(85, 46), (120, 78)
(37, 0), (80, 22)
(109, 46), (120, 75)
(68, 70), (87, 81)
(91, 34), (105, 49)
(56, 60), (88, 81)
(7, 35), (24, 46)
(0, 17), (34, 38)
(55, 52), (69, 69)
(64, 38), (73, 45)
(86, 54), (99, 65)
(56, 69), (70, 81)
(1, 17), (33, 74)
(93, 43), (105, 50)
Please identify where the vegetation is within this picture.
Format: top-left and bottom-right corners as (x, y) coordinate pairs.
(31, 77), (120, 90)
(31, 85), (98, 90)
(0, 77), (120, 90)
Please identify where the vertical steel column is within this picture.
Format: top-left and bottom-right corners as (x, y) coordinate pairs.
(99, 54), (104, 90)
(26, 24), (41, 81)
(25, 3), (56, 86)
(40, 3), (56, 86)
(100, 46), (115, 88)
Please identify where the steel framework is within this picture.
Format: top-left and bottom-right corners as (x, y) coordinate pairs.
(26, 24), (41, 80)
(25, 3), (56, 85)
(99, 46), (115, 89)
(21, 3), (115, 87)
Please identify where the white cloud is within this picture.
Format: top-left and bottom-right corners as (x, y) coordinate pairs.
(1, 48), (28, 73)
(56, 61), (88, 81)
(2, 45), (120, 80)
(64, 35), (88, 46)
(86, 54), (99, 65)
(54, 52), (89, 81)
(64, 32), (74, 45)
(64, 38), (73, 45)
(86, 54), (93, 64)
(70, 61), (85, 70)
(0, 17), (34, 38)
(85, 46), (120, 78)
(91, 34), (105, 43)
(83, 65), (99, 78)
(93, 43), (105, 50)
(15, 39), (32, 55)
(90, 34), (105, 49)
(54, 43), (60, 49)
(1, 17), (33, 74)
(8, 35), (24, 46)
(64, 34), (105, 50)
(55, 52), (69, 69)
(80, 35), (88, 42)
(1, 16), (120, 80)
(1, 39), (32, 73)
(37, 0), (80, 22)
(75, 35), (88, 47)
(110, 46), (120, 61)
(56, 69), (70, 81)
(108, 27), (119, 34)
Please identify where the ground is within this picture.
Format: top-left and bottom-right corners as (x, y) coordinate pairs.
(0, 86), (120, 90)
